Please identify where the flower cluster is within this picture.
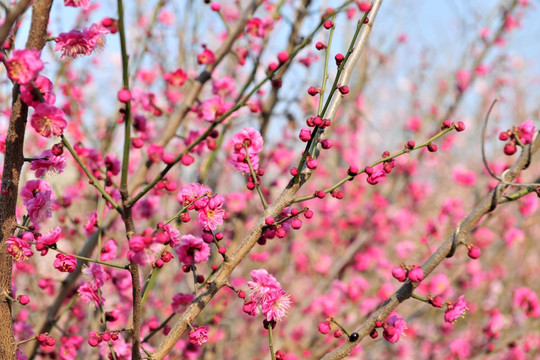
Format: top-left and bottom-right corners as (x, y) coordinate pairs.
(4, 49), (44, 85)
(20, 179), (55, 226)
(229, 128), (264, 173)
(177, 183), (225, 231)
(499, 120), (536, 155)
(444, 295), (469, 323)
(30, 149), (66, 178)
(242, 269), (291, 322)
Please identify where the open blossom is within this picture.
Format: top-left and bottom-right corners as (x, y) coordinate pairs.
(171, 293), (195, 313)
(38, 226), (62, 246)
(366, 168), (386, 185)
(230, 127), (264, 172)
(30, 103), (68, 138)
(78, 282), (103, 307)
(383, 314), (407, 343)
(444, 295), (469, 323)
(517, 120), (535, 145)
(175, 235), (210, 265)
(177, 183), (211, 209)
(163, 224), (180, 248)
(198, 194), (225, 231)
(6, 236), (34, 261)
(189, 326), (208, 345)
(5, 49), (43, 84)
(199, 96), (234, 122)
(54, 253), (77, 273)
(245, 269), (291, 321)
(164, 68), (187, 87)
(30, 149), (66, 178)
(513, 287), (540, 318)
(20, 179), (55, 225)
(64, 0), (90, 9)
(20, 76), (56, 107)
(55, 23), (109, 59)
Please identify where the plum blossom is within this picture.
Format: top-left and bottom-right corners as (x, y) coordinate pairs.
(189, 326), (208, 345)
(64, 0), (90, 9)
(54, 254), (77, 273)
(171, 293), (195, 313)
(175, 235), (210, 265)
(513, 287), (540, 318)
(20, 179), (55, 225)
(77, 282), (102, 307)
(163, 224), (180, 248)
(20, 76), (56, 107)
(54, 23), (108, 59)
(244, 269), (291, 322)
(382, 314), (407, 343)
(197, 194), (225, 231)
(38, 226), (62, 246)
(517, 120), (535, 145)
(30, 103), (68, 138)
(6, 236), (34, 261)
(5, 49), (43, 85)
(30, 149), (66, 178)
(164, 68), (187, 87)
(230, 127), (264, 172)
(198, 96), (234, 122)
(444, 295), (468, 323)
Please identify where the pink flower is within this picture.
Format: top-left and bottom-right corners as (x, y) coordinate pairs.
(6, 236), (34, 261)
(164, 68), (187, 87)
(444, 295), (468, 323)
(20, 76), (56, 107)
(199, 96), (234, 122)
(30, 149), (66, 178)
(452, 168), (477, 186)
(261, 288), (291, 321)
(104, 154), (121, 176)
(99, 239), (117, 261)
(513, 287), (540, 318)
(408, 266), (424, 282)
(54, 253), (77, 273)
(318, 321), (331, 334)
(230, 127), (264, 172)
(197, 48), (215, 65)
(242, 300), (258, 316)
(189, 326), (208, 345)
(456, 69), (471, 93)
(171, 293), (195, 313)
(366, 169), (386, 185)
(64, 0), (90, 9)
(158, 9), (175, 26)
(175, 235), (210, 265)
(82, 263), (109, 287)
(197, 194), (225, 231)
(247, 269), (282, 303)
(383, 314), (407, 343)
(504, 228), (524, 247)
(5, 49), (43, 84)
(517, 120), (535, 145)
(20, 179), (55, 225)
(406, 115), (422, 132)
(54, 23), (108, 59)
(38, 226), (62, 246)
(30, 103), (68, 138)
(163, 224), (180, 248)
(177, 183), (211, 209)
(77, 282), (102, 306)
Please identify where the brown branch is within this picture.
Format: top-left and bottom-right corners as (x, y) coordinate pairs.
(320, 131), (540, 360)
(0, 0), (31, 46)
(0, 1), (53, 359)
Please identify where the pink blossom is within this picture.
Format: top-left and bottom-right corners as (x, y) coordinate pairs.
(100, 239), (117, 261)
(366, 169), (386, 185)
(519, 195), (538, 216)
(163, 224), (180, 247)
(77, 282), (102, 306)
(64, 0), (90, 9)
(504, 228), (524, 247)
(197, 194), (225, 231)
(54, 23), (108, 59)
(406, 115), (422, 132)
(456, 69), (471, 93)
(20, 76), (56, 107)
(175, 235), (210, 265)
(29, 149), (66, 178)
(230, 127), (264, 172)
(158, 9), (175, 26)
(177, 183), (211, 209)
(164, 68), (187, 87)
(513, 287), (540, 318)
(5, 49), (43, 85)
(517, 120), (535, 145)
(38, 226), (62, 246)
(197, 48), (215, 65)
(30, 103), (68, 138)
(452, 168), (477, 186)
(54, 253), (77, 273)
(383, 314), (407, 343)
(6, 236), (34, 261)
(247, 269), (282, 303)
(20, 179), (55, 225)
(104, 154), (121, 176)
(82, 263), (109, 287)
(189, 326), (208, 345)
(444, 295), (468, 323)
(212, 76), (237, 97)
(199, 96), (234, 122)
(449, 338), (471, 360)
(242, 300), (258, 316)
(171, 293), (195, 313)
(261, 288), (291, 321)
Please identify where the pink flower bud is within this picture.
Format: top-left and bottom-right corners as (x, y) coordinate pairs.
(408, 267), (424, 282)
(392, 266), (407, 282)
(318, 321), (331, 334)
